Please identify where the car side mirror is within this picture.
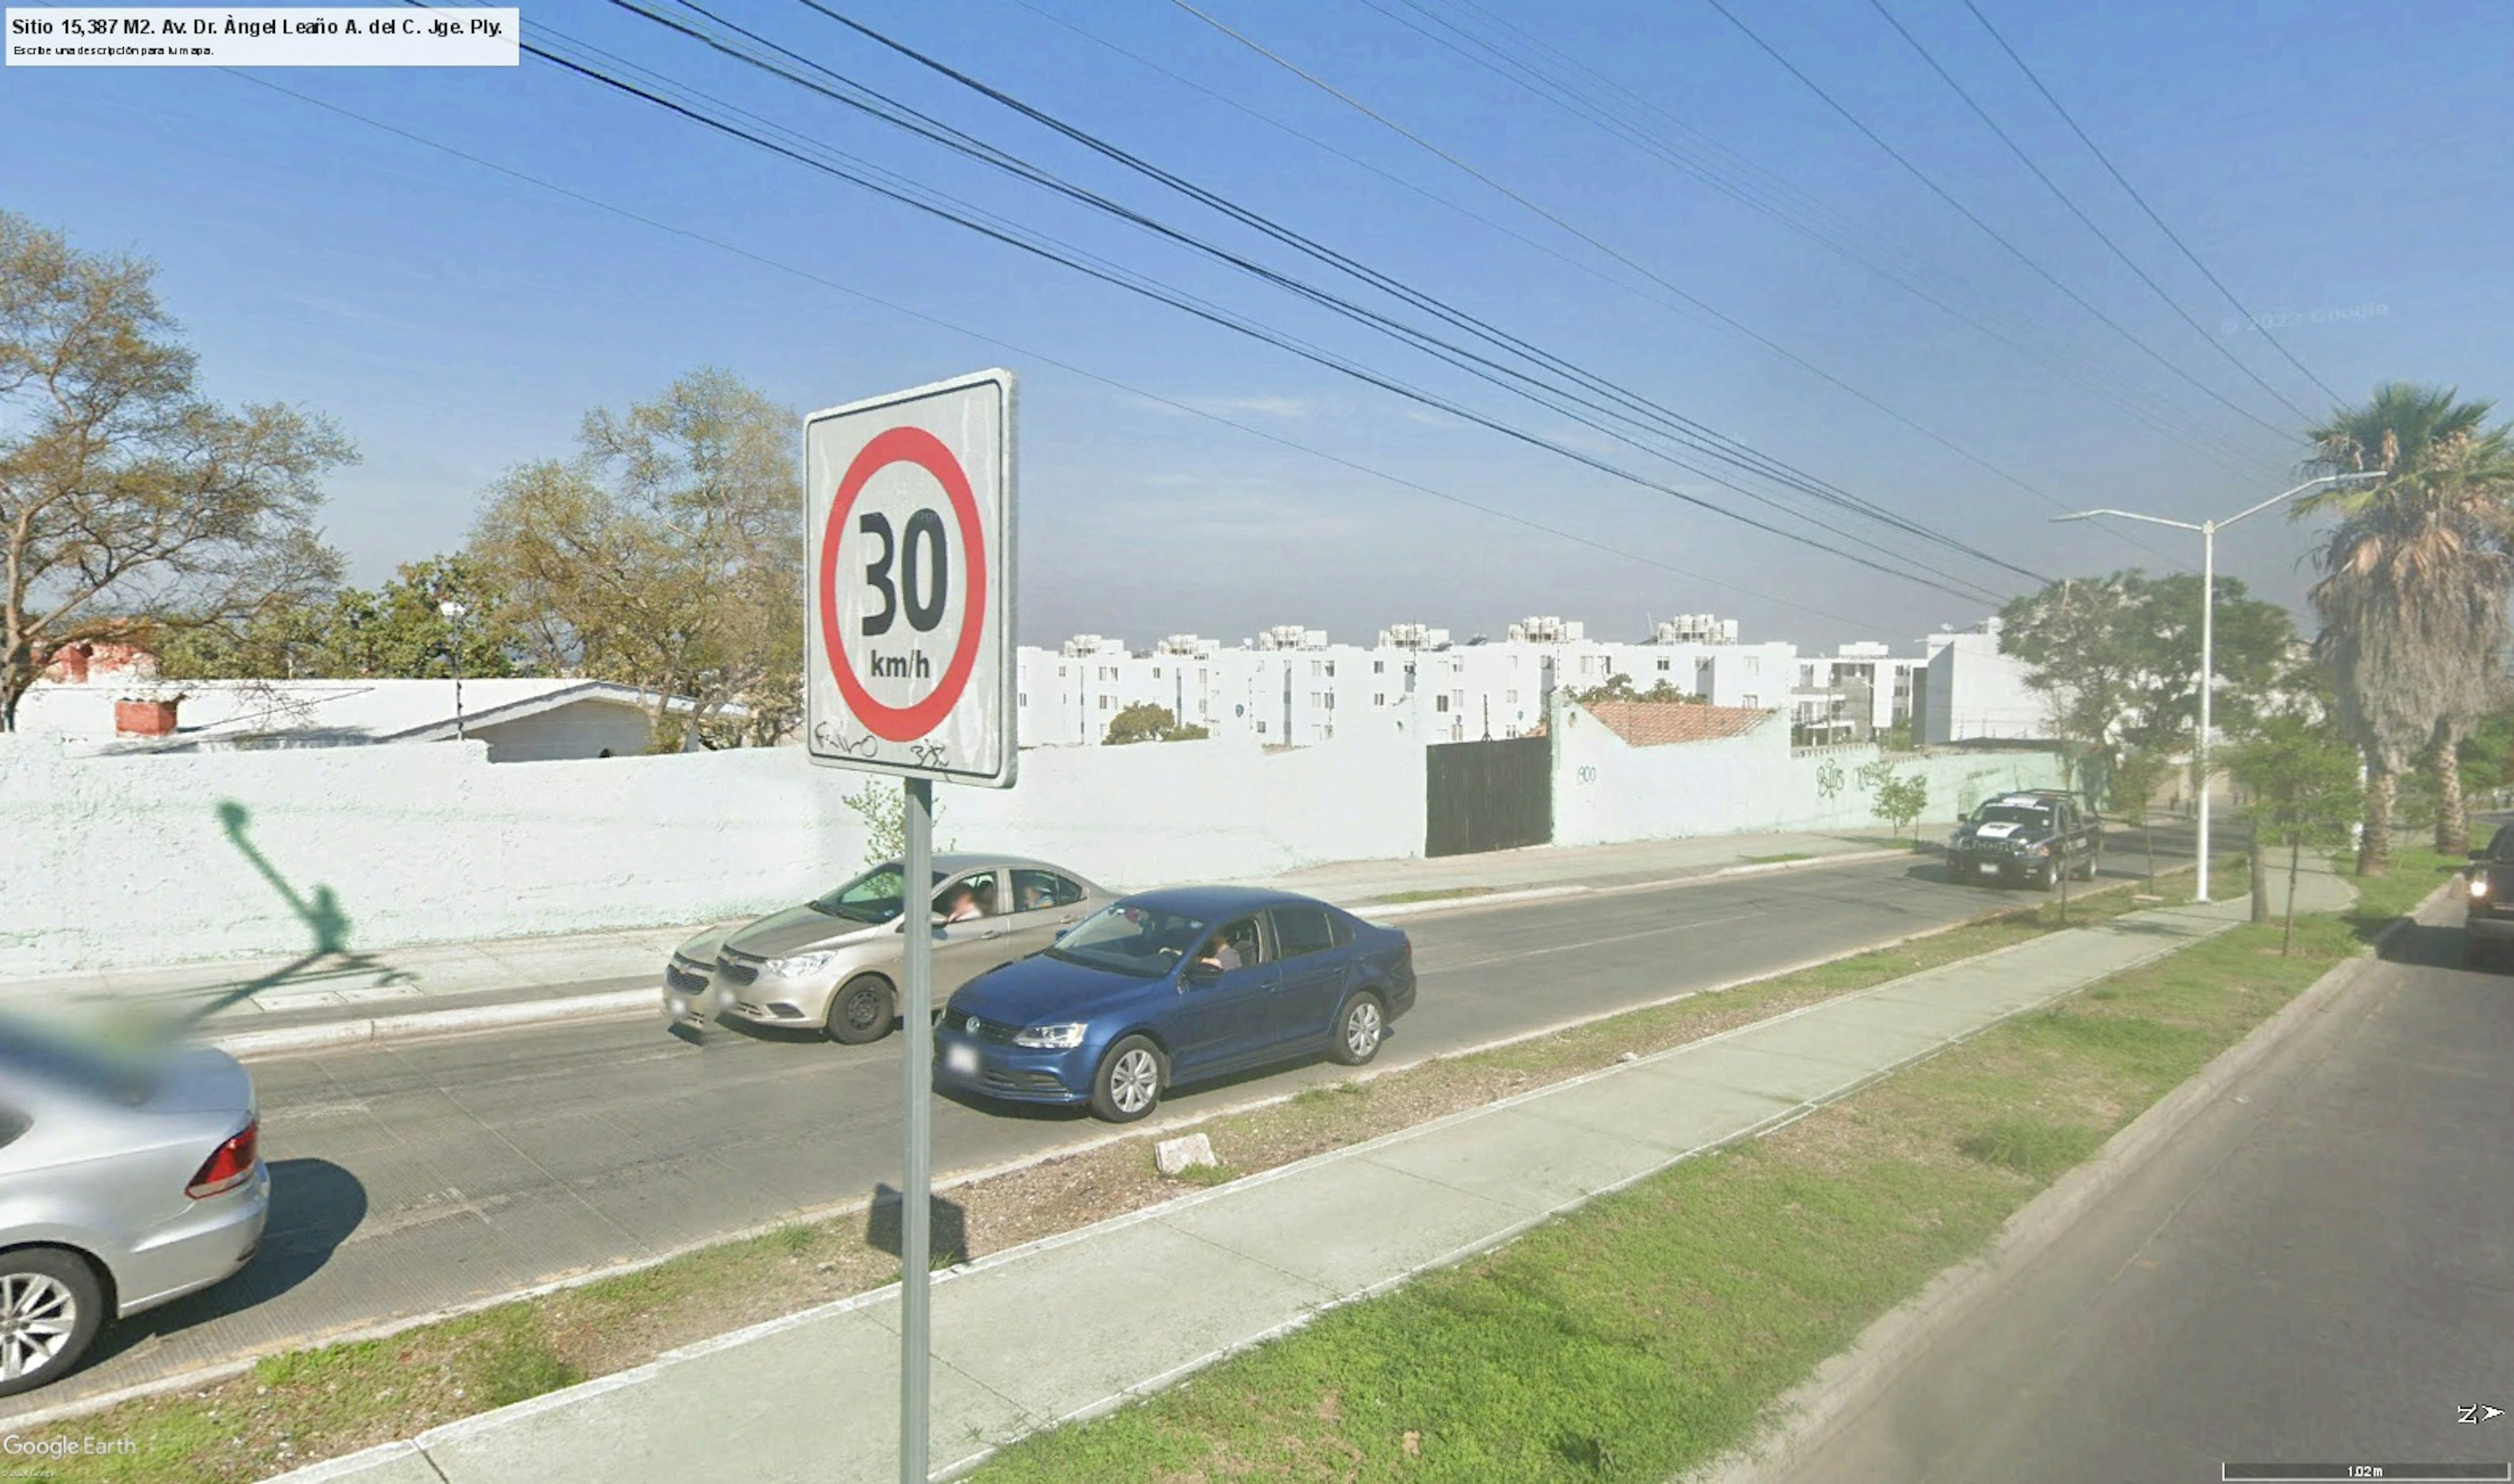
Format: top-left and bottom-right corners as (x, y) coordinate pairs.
(1182, 960), (1220, 988)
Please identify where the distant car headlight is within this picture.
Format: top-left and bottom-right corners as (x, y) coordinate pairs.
(768, 951), (839, 977)
(1013, 1023), (1089, 1049)
(2471, 873), (2491, 900)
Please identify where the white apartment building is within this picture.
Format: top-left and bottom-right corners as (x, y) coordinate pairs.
(1793, 642), (1923, 742)
(1011, 612), (1943, 750)
(1916, 617), (2054, 743)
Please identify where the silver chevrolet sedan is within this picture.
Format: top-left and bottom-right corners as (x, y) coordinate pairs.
(663, 854), (1116, 1043)
(0, 1017), (270, 1396)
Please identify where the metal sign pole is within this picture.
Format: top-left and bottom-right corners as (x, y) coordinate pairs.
(901, 774), (934, 1483)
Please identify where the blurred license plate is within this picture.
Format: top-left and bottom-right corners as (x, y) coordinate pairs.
(945, 1043), (979, 1074)
(1977, 862), (1999, 875)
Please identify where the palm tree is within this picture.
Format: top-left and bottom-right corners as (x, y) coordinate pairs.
(2293, 384), (2514, 871)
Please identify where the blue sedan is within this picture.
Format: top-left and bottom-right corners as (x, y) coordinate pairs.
(933, 886), (1417, 1121)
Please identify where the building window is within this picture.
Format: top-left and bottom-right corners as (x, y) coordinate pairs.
(1374, 660), (1385, 674)
(1326, 661), (1336, 677)
(1257, 721), (1267, 734)
(1311, 660), (1323, 678)
(1325, 694), (1336, 710)
(1506, 690), (1518, 704)
(1019, 693), (1028, 706)
(1656, 659), (1671, 670)
(1436, 695), (1450, 712)
(1745, 657), (1761, 674)
(1153, 666), (1162, 679)
(1743, 693), (1760, 707)
(1374, 693), (1386, 706)
(1057, 665), (1066, 678)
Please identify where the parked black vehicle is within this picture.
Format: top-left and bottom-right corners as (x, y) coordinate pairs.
(1946, 791), (2103, 890)
(2460, 825), (2514, 968)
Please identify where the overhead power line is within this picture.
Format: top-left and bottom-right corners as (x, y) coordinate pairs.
(1697, 0), (2299, 448)
(1169, 0), (2214, 568)
(1859, 0), (2318, 426)
(1956, 0), (2347, 407)
(213, 65), (1931, 636)
(755, 0), (2044, 588)
(1368, 0), (2262, 489)
(519, 38), (2024, 607)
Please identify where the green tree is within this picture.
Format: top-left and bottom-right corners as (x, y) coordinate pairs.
(1999, 571), (2298, 772)
(2225, 715), (2365, 954)
(1571, 673), (1688, 707)
(1104, 702), (1209, 744)
(160, 555), (523, 681)
(1872, 770), (1929, 841)
(2105, 746), (2172, 888)
(2293, 382), (2514, 869)
(468, 371), (804, 748)
(0, 211), (352, 727)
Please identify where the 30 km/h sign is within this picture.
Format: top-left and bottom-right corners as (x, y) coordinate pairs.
(803, 369), (1015, 1484)
(805, 369), (1015, 787)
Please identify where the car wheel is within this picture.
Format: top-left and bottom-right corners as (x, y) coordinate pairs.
(1329, 991), (1386, 1066)
(1090, 1036), (1165, 1123)
(2036, 863), (2058, 892)
(0, 1249), (104, 1398)
(826, 975), (896, 1045)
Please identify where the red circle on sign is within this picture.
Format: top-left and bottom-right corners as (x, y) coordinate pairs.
(818, 425), (989, 743)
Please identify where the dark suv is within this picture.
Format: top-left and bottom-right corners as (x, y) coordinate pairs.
(2462, 825), (2514, 967)
(1947, 791), (2103, 890)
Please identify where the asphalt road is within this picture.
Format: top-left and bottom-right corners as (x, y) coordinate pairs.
(13, 830), (2208, 1417)
(1769, 879), (2513, 1483)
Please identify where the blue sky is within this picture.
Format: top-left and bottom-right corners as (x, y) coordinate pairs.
(9, 0), (2509, 650)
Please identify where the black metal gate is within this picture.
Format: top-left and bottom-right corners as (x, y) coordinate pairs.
(1425, 735), (1553, 856)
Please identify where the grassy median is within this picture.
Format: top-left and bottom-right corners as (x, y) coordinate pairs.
(968, 854), (2435, 1482)
(3, 852), (2359, 1483)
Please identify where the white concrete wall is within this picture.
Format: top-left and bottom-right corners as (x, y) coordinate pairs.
(0, 724), (1429, 977)
(1550, 703), (2066, 847)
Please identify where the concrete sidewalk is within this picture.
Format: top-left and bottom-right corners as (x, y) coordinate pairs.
(0, 824), (1923, 1051)
(273, 850), (2334, 1484)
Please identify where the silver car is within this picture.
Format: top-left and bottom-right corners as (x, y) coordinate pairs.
(663, 854), (1116, 1043)
(0, 1018), (270, 1396)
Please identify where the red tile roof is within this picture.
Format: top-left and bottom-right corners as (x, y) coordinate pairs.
(1582, 700), (1774, 747)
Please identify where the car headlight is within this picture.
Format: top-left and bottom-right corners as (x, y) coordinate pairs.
(767, 951), (839, 977)
(2471, 873), (2490, 900)
(1013, 1023), (1088, 1049)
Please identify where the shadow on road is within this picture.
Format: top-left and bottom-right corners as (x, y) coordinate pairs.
(74, 1157), (369, 1373)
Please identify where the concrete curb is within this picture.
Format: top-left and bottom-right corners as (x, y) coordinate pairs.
(209, 987), (657, 1060)
(200, 846), (1918, 1060)
(1357, 844), (1914, 920)
(1686, 878), (2435, 1484)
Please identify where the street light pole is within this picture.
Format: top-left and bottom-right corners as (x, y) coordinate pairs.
(2054, 471), (2386, 904)
(439, 600), (469, 741)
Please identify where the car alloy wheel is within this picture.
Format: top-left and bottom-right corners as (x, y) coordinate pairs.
(1330, 992), (1386, 1066)
(0, 1251), (102, 1397)
(1092, 1036), (1163, 1122)
(828, 975), (895, 1045)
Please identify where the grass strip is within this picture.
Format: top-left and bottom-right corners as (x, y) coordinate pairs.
(6, 856), (2275, 1483)
(970, 858), (2408, 1482)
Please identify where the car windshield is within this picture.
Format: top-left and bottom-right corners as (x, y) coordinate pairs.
(1046, 903), (1209, 979)
(809, 865), (950, 924)
(1974, 805), (2052, 828)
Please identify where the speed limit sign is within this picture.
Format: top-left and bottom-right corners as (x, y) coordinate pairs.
(803, 369), (1015, 787)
